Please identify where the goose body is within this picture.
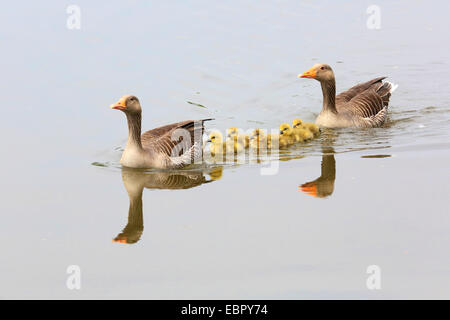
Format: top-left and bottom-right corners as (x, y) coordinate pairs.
(299, 64), (398, 128)
(110, 95), (211, 169)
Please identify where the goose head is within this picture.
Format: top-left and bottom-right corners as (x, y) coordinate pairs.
(298, 64), (334, 82)
(279, 123), (293, 136)
(110, 95), (142, 115)
(292, 118), (303, 128)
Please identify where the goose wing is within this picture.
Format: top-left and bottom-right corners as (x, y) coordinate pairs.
(338, 79), (397, 127)
(336, 77), (386, 104)
(141, 119), (212, 164)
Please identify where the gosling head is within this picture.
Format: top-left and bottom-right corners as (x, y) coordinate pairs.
(298, 63), (334, 82)
(227, 127), (238, 138)
(250, 128), (265, 140)
(280, 123), (293, 136)
(292, 118), (303, 128)
(110, 95), (142, 115)
(207, 130), (223, 144)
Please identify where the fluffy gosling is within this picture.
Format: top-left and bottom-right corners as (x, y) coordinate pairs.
(292, 118), (313, 141)
(279, 123), (295, 147)
(266, 133), (280, 149)
(249, 128), (267, 150)
(207, 131), (225, 155)
(227, 127), (249, 149)
(302, 121), (320, 137)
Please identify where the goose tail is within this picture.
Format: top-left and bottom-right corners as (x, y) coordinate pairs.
(385, 80), (398, 94)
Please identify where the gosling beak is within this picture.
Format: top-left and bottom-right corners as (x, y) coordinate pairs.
(206, 139), (212, 143)
(280, 130), (284, 134)
(110, 96), (127, 110)
(298, 66), (317, 79)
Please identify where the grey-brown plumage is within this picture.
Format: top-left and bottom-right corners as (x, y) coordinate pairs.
(299, 64), (398, 128)
(110, 95), (212, 169)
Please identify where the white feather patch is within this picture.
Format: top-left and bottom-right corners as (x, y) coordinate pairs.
(385, 81), (398, 93)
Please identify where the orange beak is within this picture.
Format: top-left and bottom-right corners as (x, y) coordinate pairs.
(109, 96), (127, 110)
(113, 238), (128, 244)
(298, 182), (318, 197)
(298, 66), (317, 79)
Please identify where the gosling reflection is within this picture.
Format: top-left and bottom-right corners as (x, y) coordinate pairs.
(299, 147), (336, 198)
(114, 166), (223, 244)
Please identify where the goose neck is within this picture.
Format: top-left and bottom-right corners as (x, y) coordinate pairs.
(321, 79), (338, 114)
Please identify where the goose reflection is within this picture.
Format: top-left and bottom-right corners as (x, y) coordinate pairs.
(114, 166), (223, 244)
(299, 147), (336, 198)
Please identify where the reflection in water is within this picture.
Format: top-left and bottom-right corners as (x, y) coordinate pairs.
(361, 154), (392, 159)
(299, 128), (392, 198)
(299, 147), (336, 198)
(114, 166), (222, 244)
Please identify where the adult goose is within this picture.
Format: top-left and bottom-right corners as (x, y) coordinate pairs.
(110, 95), (212, 169)
(298, 64), (398, 128)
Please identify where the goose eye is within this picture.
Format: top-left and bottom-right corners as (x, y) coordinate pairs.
(320, 66), (325, 70)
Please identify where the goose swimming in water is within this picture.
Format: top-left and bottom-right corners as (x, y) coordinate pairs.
(298, 64), (398, 128)
(110, 95), (212, 169)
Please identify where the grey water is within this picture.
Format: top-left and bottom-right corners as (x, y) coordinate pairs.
(0, 1), (449, 299)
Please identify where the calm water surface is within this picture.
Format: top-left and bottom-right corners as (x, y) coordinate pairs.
(0, 1), (449, 298)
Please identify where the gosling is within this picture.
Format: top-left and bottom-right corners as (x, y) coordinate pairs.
(279, 123), (295, 148)
(227, 127), (249, 149)
(207, 131), (225, 155)
(292, 118), (313, 141)
(301, 120), (321, 137)
(249, 128), (267, 150)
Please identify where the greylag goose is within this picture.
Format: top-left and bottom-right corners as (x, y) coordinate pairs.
(298, 64), (398, 128)
(110, 95), (212, 169)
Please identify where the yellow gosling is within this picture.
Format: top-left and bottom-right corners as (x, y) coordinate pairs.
(279, 123), (295, 147)
(303, 122), (321, 137)
(227, 127), (249, 148)
(293, 118), (314, 141)
(249, 128), (267, 150)
(207, 130), (225, 155)
(225, 137), (244, 154)
(266, 133), (280, 149)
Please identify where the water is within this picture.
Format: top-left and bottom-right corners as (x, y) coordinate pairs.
(0, 1), (449, 299)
